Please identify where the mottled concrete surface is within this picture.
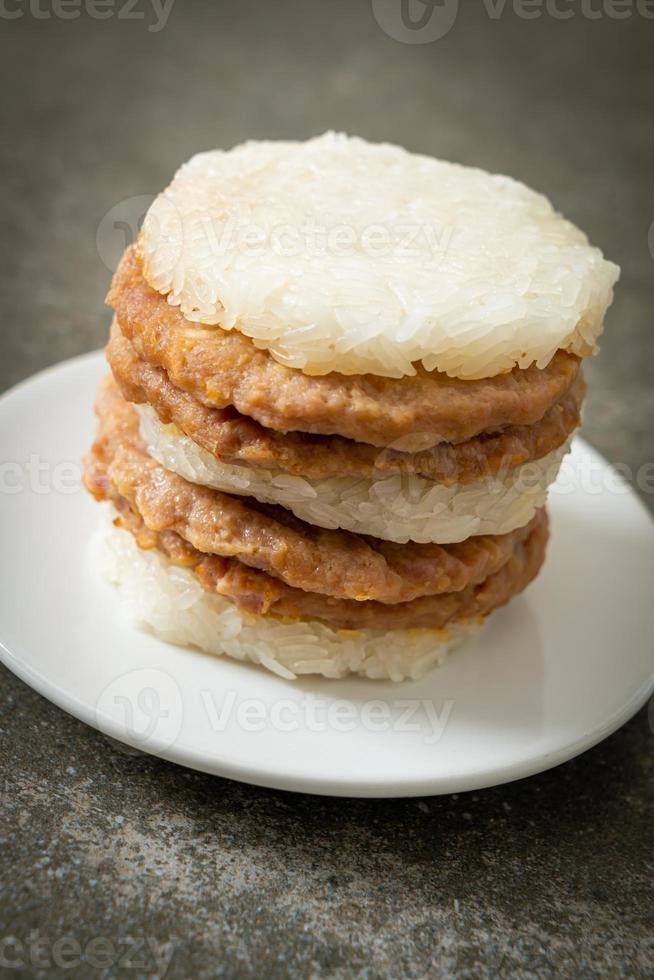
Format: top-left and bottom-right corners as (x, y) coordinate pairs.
(1, 687), (653, 979)
(0, 1), (652, 977)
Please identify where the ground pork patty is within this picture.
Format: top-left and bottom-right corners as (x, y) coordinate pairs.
(85, 376), (541, 605)
(108, 321), (584, 485)
(107, 244), (582, 450)
(96, 491), (548, 631)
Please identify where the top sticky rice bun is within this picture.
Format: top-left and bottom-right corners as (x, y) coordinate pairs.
(140, 132), (619, 380)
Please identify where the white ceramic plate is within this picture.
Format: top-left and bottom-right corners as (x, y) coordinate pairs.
(0, 351), (652, 798)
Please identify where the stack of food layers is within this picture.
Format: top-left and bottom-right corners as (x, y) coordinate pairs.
(84, 134), (619, 680)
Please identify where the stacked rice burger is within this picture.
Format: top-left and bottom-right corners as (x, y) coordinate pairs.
(84, 133), (619, 681)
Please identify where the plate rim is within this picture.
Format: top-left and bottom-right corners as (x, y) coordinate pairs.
(1, 629), (652, 798)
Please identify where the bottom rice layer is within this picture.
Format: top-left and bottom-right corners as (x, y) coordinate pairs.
(96, 510), (484, 682)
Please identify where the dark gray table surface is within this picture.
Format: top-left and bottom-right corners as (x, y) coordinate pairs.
(0, 2), (652, 977)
